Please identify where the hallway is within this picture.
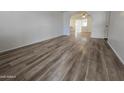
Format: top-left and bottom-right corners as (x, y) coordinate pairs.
(0, 36), (124, 81)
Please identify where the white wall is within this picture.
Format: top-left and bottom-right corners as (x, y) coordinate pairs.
(104, 11), (111, 38)
(0, 11), (63, 52)
(90, 11), (107, 38)
(63, 11), (107, 38)
(108, 11), (124, 64)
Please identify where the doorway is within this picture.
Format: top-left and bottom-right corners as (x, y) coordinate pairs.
(70, 12), (92, 40)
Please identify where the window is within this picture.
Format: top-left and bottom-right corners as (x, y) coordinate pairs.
(81, 18), (87, 27)
(75, 18), (88, 33)
(75, 20), (82, 32)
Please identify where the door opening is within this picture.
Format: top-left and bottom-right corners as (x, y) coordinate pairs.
(70, 12), (92, 40)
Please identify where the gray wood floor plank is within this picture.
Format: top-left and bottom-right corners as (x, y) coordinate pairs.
(0, 36), (124, 81)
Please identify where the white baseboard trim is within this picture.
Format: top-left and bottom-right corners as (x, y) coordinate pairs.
(107, 41), (124, 64)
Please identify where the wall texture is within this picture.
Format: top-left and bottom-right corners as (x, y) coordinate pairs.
(0, 11), (63, 52)
(108, 11), (124, 64)
(90, 11), (107, 38)
(63, 11), (107, 38)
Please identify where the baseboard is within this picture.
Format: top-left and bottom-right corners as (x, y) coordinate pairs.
(107, 41), (124, 64)
(0, 35), (66, 53)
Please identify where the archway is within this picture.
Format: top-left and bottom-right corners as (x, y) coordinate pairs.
(70, 12), (92, 40)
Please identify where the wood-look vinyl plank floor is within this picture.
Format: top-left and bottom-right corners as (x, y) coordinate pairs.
(0, 35), (124, 81)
